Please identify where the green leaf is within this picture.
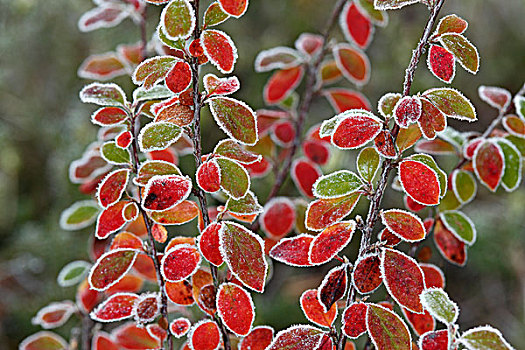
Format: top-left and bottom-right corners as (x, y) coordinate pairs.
(138, 121), (183, 152)
(366, 303), (412, 350)
(495, 138), (523, 192)
(440, 211), (476, 245)
(133, 56), (178, 89)
(505, 135), (525, 157)
(160, 0), (195, 40)
(319, 114), (346, 138)
(378, 92), (401, 118)
(438, 190), (462, 211)
(134, 160), (181, 187)
(373, 0), (420, 10)
(59, 200), (99, 231)
(452, 169), (477, 204)
(226, 190), (263, 215)
(420, 288), (459, 325)
(356, 0), (388, 27)
(460, 326), (515, 350)
(101, 141), (131, 165)
(313, 170), (363, 199)
(216, 157), (250, 199)
(133, 85), (174, 103)
(204, 1), (230, 27)
(209, 97), (258, 146)
(423, 88), (476, 121)
(409, 153), (447, 197)
(214, 139), (261, 164)
(80, 83), (127, 107)
(440, 33), (479, 74)
(57, 261), (91, 287)
(357, 147), (380, 183)
(515, 95), (525, 120)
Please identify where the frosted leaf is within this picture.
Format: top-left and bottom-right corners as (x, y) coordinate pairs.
(420, 288), (459, 325)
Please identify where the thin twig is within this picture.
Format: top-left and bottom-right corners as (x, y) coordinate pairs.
(189, 1), (231, 348)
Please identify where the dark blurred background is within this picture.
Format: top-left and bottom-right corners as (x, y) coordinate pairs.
(0, 0), (524, 348)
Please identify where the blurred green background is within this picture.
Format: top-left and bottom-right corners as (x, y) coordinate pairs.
(0, 0), (524, 348)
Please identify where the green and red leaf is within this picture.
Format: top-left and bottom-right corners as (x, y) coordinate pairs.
(79, 52), (127, 81)
(204, 74), (240, 96)
(216, 157), (251, 199)
(80, 83), (127, 107)
(333, 44), (370, 86)
(478, 86), (511, 110)
(19, 331), (68, 350)
(423, 88), (476, 121)
(160, 0), (195, 40)
(459, 325), (514, 350)
(439, 33), (479, 74)
(89, 248), (138, 291)
(309, 221), (355, 264)
(219, 221), (267, 292)
(473, 140), (504, 191)
(380, 209), (426, 242)
(208, 96), (258, 146)
(138, 121), (183, 152)
(305, 193), (361, 231)
(366, 303), (412, 350)
(433, 219), (467, 266)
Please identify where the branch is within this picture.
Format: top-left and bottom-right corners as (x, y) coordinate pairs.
(338, 1), (446, 348)
(189, 1), (231, 348)
(264, 0), (348, 202)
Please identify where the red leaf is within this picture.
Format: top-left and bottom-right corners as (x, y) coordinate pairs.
(149, 200), (200, 225)
(366, 304), (412, 350)
(90, 292), (138, 322)
(133, 292), (160, 323)
(106, 275), (144, 295)
(133, 254), (158, 282)
(433, 219), (467, 266)
(381, 248), (426, 313)
(201, 29), (238, 74)
(478, 85), (511, 110)
(165, 280), (195, 305)
(198, 222), (224, 266)
(323, 88), (371, 113)
(427, 45), (455, 84)
(110, 232), (143, 251)
(380, 209), (426, 242)
(295, 33), (324, 56)
(291, 158), (322, 198)
(418, 329), (449, 350)
(19, 331), (68, 350)
(401, 307), (435, 336)
(404, 195), (427, 212)
(303, 140), (330, 165)
(305, 193), (361, 231)
(97, 169), (130, 208)
(333, 43), (370, 85)
(161, 244), (201, 282)
(269, 234), (314, 267)
(142, 175), (192, 211)
(239, 326), (274, 350)
(398, 160), (440, 206)
(146, 324), (167, 344)
(189, 320), (221, 350)
(204, 73), (240, 96)
(96, 201), (129, 239)
(300, 289), (337, 328)
(259, 197), (296, 239)
(309, 221), (355, 264)
(331, 110), (382, 149)
(91, 107), (128, 126)
(318, 265), (348, 312)
(417, 98), (447, 140)
(92, 332), (119, 350)
(503, 115), (525, 137)
(219, 221), (268, 292)
(393, 96), (422, 128)
(165, 61), (192, 93)
(89, 248), (138, 291)
(196, 160), (221, 193)
(79, 52), (127, 81)
(271, 120), (296, 147)
(342, 302), (368, 338)
(113, 323), (161, 349)
(78, 6), (128, 33)
(77, 279), (101, 313)
(340, 2), (374, 49)
(420, 263), (445, 289)
(377, 228), (401, 247)
(473, 140), (504, 191)
(352, 253), (382, 294)
(268, 325), (324, 350)
(32, 301), (76, 329)
(218, 0), (248, 17)
(116, 131), (132, 148)
(217, 283), (255, 336)
(264, 66), (304, 105)
(244, 156), (272, 178)
(170, 317), (191, 338)
(374, 129), (397, 159)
